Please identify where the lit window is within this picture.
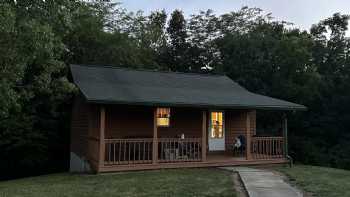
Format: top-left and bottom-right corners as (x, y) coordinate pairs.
(211, 112), (223, 138)
(157, 108), (170, 127)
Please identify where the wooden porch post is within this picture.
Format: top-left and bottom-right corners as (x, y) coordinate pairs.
(245, 111), (252, 160)
(201, 110), (207, 161)
(152, 108), (158, 164)
(283, 113), (288, 157)
(98, 106), (106, 172)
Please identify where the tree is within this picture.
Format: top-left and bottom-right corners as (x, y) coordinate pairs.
(165, 9), (190, 72)
(187, 10), (221, 72)
(65, 2), (163, 69)
(0, 0), (75, 179)
(304, 13), (350, 168)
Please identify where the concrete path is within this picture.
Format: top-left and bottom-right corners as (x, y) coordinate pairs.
(221, 167), (303, 197)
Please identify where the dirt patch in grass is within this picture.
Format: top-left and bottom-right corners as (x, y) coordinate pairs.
(231, 172), (248, 197)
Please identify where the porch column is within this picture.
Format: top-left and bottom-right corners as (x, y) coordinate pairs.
(283, 113), (288, 157)
(98, 106), (106, 172)
(245, 111), (252, 160)
(152, 108), (158, 164)
(201, 110), (207, 161)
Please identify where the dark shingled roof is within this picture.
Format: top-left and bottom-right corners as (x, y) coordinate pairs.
(70, 64), (306, 110)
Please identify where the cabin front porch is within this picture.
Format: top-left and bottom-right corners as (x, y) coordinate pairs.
(82, 104), (288, 173)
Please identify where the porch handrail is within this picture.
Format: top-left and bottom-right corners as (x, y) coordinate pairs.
(251, 136), (285, 160)
(157, 138), (201, 142)
(252, 136), (284, 139)
(105, 138), (153, 142)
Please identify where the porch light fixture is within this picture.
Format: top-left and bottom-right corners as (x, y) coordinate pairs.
(156, 108), (170, 127)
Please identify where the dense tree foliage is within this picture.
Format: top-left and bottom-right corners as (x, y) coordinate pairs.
(0, 1), (349, 179)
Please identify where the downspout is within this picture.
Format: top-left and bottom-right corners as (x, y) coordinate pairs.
(283, 113), (293, 167)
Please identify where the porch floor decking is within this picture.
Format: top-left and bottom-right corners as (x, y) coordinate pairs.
(99, 154), (288, 172)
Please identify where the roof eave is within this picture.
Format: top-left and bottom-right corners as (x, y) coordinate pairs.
(85, 99), (307, 111)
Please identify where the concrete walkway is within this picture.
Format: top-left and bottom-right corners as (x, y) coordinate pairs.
(221, 167), (303, 197)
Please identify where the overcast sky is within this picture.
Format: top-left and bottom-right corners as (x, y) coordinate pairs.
(120, 0), (350, 33)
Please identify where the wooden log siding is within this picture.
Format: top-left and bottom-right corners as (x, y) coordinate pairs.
(158, 138), (202, 163)
(251, 137), (285, 159)
(104, 138), (153, 165)
(98, 106), (106, 171)
(225, 110), (256, 155)
(71, 97), (102, 172)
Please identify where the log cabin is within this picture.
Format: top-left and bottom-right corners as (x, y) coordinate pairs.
(69, 64), (306, 173)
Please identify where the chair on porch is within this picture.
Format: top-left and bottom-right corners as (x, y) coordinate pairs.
(230, 135), (246, 157)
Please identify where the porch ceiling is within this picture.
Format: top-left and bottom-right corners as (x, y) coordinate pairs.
(70, 64), (306, 111)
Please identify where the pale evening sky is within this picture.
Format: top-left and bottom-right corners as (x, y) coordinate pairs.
(119, 0), (350, 34)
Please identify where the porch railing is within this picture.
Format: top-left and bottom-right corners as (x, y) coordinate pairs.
(251, 137), (284, 159)
(104, 138), (202, 165)
(104, 138), (153, 165)
(104, 136), (285, 165)
(158, 138), (202, 163)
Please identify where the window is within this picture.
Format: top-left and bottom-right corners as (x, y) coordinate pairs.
(210, 112), (223, 138)
(157, 108), (170, 127)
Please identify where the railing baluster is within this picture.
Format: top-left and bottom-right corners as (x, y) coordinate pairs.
(108, 142), (111, 164)
(118, 141), (120, 164)
(258, 139), (261, 159)
(193, 142), (199, 160)
(267, 140), (271, 159)
(138, 141), (140, 162)
(264, 139), (267, 159)
(272, 139), (275, 158)
(161, 141), (164, 161)
(183, 141), (186, 161)
(273, 139), (275, 158)
(197, 141), (199, 160)
(112, 142), (115, 164)
(143, 141), (145, 163)
(148, 141), (150, 161)
(172, 140), (175, 162)
(123, 140), (126, 163)
(266, 139), (269, 159)
(197, 140), (200, 161)
(132, 141), (135, 163)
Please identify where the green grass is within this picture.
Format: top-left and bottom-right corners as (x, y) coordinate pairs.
(277, 165), (350, 197)
(0, 168), (236, 197)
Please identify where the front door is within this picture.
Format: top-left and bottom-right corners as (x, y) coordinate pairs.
(208, 111), (225, 151)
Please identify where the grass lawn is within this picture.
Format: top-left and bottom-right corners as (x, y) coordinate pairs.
(0, 168), (236, 197)
(277, 165), (350, 197)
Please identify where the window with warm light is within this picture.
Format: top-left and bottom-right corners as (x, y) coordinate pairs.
(211, 112), (223, 138)
(156, 108), (170, 127)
